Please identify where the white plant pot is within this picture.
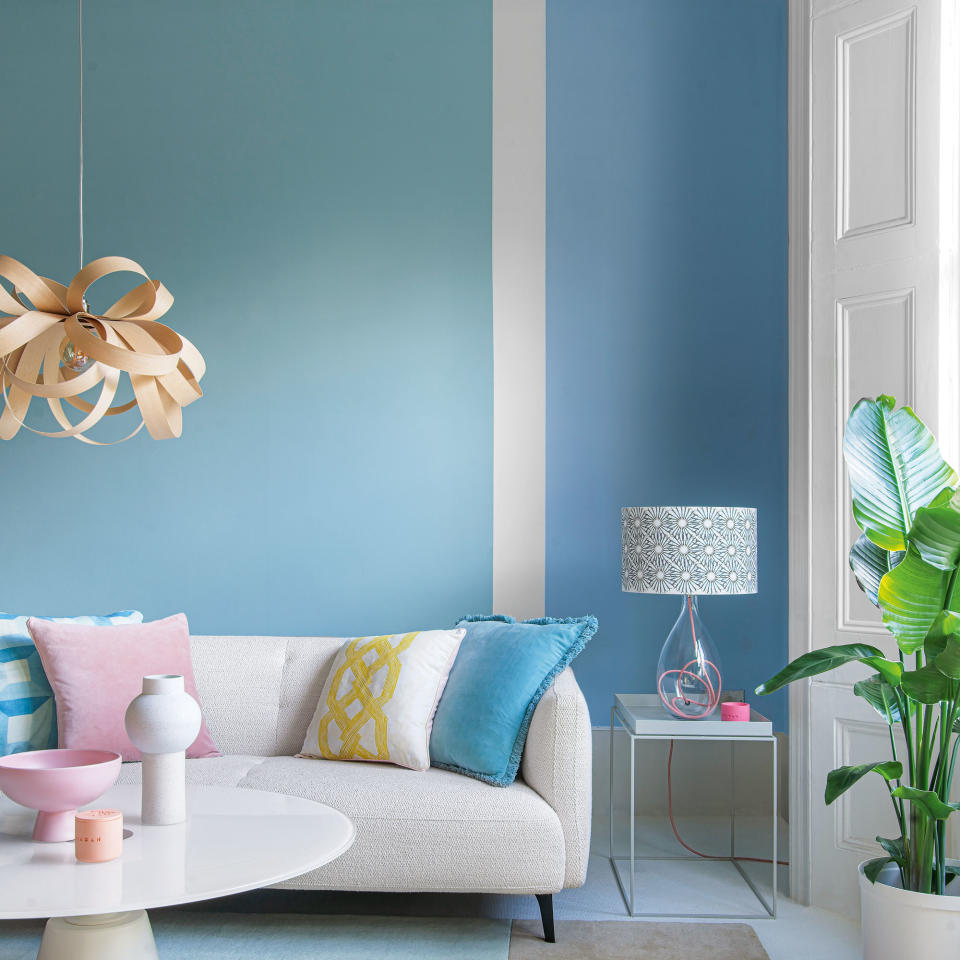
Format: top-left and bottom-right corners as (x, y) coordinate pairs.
(124, 675), (201, 826)
(859, 858), (960, 959)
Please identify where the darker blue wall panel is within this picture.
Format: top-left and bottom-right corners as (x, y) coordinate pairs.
(546, 0), (789, 729)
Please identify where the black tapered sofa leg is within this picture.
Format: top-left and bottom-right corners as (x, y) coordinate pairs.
(536, 893), (555, 943)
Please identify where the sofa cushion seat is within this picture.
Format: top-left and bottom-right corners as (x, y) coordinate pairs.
(118, 755), (566, 894)
(116, 754), (268, 789)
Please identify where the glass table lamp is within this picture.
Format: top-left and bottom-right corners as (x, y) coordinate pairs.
(621, 506), (758, 719)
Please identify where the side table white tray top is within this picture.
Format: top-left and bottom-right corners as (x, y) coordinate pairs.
(610, 693), (778, 920)
(0, 783), (355, 959)
(614, 693), (773, 737)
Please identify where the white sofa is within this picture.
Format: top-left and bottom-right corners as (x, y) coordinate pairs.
(116, 634), (592, 939)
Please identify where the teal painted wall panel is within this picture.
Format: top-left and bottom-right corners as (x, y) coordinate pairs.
(2, 0), (492, 635)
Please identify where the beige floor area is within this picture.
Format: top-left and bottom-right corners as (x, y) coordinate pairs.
(509, 920), (770, 960)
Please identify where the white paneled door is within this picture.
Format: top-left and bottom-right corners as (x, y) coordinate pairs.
(801, 0), (959, 918)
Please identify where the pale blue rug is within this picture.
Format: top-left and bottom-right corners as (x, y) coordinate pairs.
(0, 913), (512, 959)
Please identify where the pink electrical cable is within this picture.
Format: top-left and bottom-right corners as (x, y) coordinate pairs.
(667, 740), (789, 866)
(657, 660), (721, 718)
(658, 596), (787, 864)
(657, 597), (721, 718)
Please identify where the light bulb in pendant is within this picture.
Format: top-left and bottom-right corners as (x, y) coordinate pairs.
(61, 341), (90, 373)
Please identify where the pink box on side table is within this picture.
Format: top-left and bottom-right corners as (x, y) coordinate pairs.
(721, 701), (751, 722)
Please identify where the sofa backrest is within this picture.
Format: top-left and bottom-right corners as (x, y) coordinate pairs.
(189, 635), (342, 756)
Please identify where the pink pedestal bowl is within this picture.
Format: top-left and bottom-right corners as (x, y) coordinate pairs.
(0, 748), (121, 841)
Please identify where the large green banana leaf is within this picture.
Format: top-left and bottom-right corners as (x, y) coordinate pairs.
(909, 488), (960, 569)
(901, 663), (958, 704)
(875, 487), (960, 653)
(844, 396), (957, 551)
(850, 533), (902, 606)
(891, 786), (960, 819)
(935, 637), (960, 679)
(854, 674), (913, 721)
(756, 644), (885, 695)
(879, 546), (951, 653)
(923, 612), (960, 658)
(825, 761), (902, 805)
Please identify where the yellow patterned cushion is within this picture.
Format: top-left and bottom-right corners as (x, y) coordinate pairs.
(299, 629), (464, 771)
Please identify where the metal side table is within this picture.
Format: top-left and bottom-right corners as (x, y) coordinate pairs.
(609, 693), (778, 919)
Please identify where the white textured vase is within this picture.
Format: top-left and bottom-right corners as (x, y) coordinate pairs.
(860, 858), (960, 959)
(124, 674), (201, 825)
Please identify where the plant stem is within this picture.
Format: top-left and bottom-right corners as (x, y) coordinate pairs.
(898, 652), (917, 788)
(915, 655), (924, 787)
(885, 711), (907, 833)
(937, 824), (946, 895)
(920, 705), (932, 788)
(929, 718), (942, 791)
(909, 653), (935, 894)
(948, 724), (960, 790)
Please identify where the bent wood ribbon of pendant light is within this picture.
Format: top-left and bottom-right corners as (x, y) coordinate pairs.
(0, 255), (204, 444)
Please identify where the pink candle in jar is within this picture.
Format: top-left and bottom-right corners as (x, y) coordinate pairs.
(75, 809), (123, 863)
(720, 701), (751, 722)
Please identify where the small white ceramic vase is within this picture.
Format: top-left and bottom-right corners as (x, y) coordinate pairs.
(124, 674), (201, 826)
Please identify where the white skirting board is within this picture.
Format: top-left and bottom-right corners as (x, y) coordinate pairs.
(593, 727), (789, 820)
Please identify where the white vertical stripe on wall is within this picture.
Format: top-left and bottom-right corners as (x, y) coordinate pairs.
(492, 0), (546, 620)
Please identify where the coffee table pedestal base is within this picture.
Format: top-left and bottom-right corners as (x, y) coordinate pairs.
(38, 911), (157, 960)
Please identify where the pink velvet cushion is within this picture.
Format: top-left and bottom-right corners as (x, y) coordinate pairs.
(27, 613), (219, 761)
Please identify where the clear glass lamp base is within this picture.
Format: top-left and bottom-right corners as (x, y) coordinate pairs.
(656, 595), (722, 719)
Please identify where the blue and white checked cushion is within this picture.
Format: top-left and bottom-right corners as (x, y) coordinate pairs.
(0, 610), (143, 756)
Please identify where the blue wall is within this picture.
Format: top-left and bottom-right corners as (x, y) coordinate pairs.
(3, 0), (789, 729)
(545, 0), (789, 729)
(2, 0), (493, 636)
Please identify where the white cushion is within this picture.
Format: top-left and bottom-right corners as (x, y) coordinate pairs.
(299, 630), (463, 771)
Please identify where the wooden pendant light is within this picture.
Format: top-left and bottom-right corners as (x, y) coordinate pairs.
(0, 256), (204, 443)
(0, 0), (205, 443)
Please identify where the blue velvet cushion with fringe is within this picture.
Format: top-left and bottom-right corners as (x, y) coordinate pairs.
(429, 614), (598, 786)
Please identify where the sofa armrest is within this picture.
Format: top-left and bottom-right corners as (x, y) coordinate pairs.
(521, 666), (592, 889)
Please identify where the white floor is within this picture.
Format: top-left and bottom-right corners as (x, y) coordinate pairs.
(578, 815), (860, 960)
(215, 813), (861, 959)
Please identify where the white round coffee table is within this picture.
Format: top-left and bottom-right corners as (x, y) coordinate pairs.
(0, 783), (354, 959)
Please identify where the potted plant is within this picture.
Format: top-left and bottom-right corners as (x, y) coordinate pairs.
(756, 395), (960, 957)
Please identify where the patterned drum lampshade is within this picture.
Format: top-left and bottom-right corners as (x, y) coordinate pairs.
(621, 507), (758, 720)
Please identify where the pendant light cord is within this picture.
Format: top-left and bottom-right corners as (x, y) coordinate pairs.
(78, 0), (85, 270)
